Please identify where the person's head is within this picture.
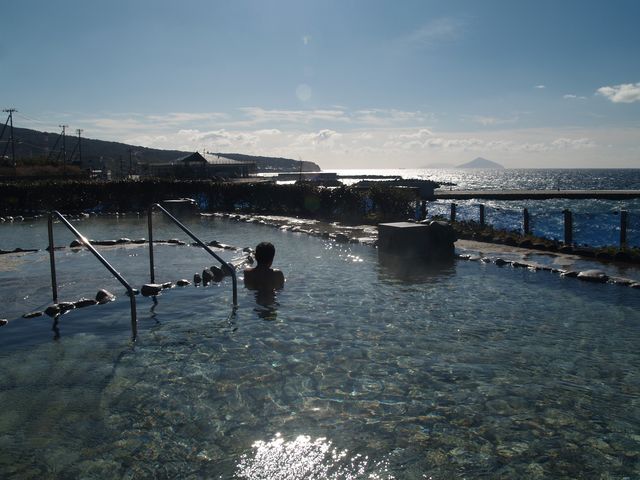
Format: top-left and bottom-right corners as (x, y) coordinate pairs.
(255, 241), (276, 267)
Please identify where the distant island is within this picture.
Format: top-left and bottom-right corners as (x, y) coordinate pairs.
(456, 157), (505, 169)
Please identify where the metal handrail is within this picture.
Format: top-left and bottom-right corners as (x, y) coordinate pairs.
(48, 211), (138, 341)
(148, 203), (238, 306)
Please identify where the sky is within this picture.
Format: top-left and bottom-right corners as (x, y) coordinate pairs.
(2, 0), (640, 169)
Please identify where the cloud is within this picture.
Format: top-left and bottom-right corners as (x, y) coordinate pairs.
(254, 129), (282, 135)
(462, 115), (519, 126)
(296, 129), (341, 146)
(396, 128), (433, 140)
(396, 17), (464, 49)
(596, 82), (640, 103)
(145, 112), (226, 124)
(177, 128), (259, 148)
(563, 94), (587, 100)
(239, 107), (348, 125)
(534, 85), (546, 89)
(551, 137), (596, 149)
(353, 109), (432, 126)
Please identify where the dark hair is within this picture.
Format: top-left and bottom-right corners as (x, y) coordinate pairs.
(255, 242), (275, 265)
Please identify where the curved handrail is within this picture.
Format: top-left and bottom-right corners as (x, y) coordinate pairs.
(48, 211), (138, 340)
(148, 203), (238, 306)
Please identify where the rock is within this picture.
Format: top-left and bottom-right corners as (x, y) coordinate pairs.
(167, 238), (186, 245)
(176, 279), (191, 287)
(503, 237), (518, 246)
(560, 270), (579, 278)
(518, 239), (533, 249)
(511, 261), (529, 268)
(161, 281), (173, 289)
(93, 240), (117, 246)
(209, 265), (225, 282)
(573, 248), (595, 258)
(480, 257), (492, 263)
(45, 302), (75, 317)
(242, 247), (254, 253)
(202, 269), (217, 285)
(577, 269), (609, 283)
(494, 258), (509, 266)
(333, 233), (350, 243)
(74, 298), (98, 308)
(614, 251), (632, 262)
(96, 289), (116, 304)
(132, 238), (147, 244)
(630, 283), (640, 289)
(116, 238), (131, 244)
(44, 305), (61, 317)
(193, 273), (202, 285)
(608, 276), (634, 286)
(0, 319), (7, 327)
(58, 302), (76, 313)
(23, 311), (43, 319)
(246, 255), (254, 265)
(140, 284), (163, 296)
(70, 239), (84, 248)
(559, 246), (573, 254)
(595, 251), (613, 260)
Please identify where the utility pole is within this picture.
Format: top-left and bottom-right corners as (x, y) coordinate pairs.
(59, 124), (68, 175)
(76, 129), (83, 166)
(1, 108), (17, 167)
(128, 148), (133, 176)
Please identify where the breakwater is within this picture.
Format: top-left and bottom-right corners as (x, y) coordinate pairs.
(435, 189), (640, 200)
(423, 200), (640, 251)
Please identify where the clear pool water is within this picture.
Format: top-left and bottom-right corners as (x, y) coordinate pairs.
(1, 215), (639, 479)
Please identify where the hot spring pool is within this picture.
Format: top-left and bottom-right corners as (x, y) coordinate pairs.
(1, 214), (639, 479)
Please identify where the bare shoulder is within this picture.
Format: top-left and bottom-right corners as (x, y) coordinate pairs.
(273, 269), (285, 289)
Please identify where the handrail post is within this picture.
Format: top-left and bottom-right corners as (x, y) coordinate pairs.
(232, 272), (238, 305)
(148, 206), (155, 283)
(523, 208), (530, 235)
(48, 213), (58, 303)
(129, 295), (137, 340)
(563, 209), (573, 245)
(479, 204), (485, 228)
(620, 210), (628, 248)
(450, 203), (456, 222)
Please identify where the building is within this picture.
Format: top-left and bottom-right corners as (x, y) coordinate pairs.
(143, 152), (256, 179)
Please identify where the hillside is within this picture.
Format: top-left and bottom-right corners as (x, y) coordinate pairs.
(457, 157), (505, 169)
(211, 153), (320, 172)
(1, 126), (320, 173)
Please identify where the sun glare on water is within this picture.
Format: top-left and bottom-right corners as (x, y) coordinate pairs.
(235, 433), (394, 480)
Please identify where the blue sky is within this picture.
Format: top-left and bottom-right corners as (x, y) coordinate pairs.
(2, 0), (639, 168)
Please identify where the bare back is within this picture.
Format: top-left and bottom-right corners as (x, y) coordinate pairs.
(243, 266), (285, 291)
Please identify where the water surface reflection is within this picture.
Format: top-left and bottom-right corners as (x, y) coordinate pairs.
(377, 252), (455, 285)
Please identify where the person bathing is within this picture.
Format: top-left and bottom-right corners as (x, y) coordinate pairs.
(243, 242), (285, 291)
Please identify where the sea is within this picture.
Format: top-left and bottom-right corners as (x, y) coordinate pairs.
(324, 168), (640, 248)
